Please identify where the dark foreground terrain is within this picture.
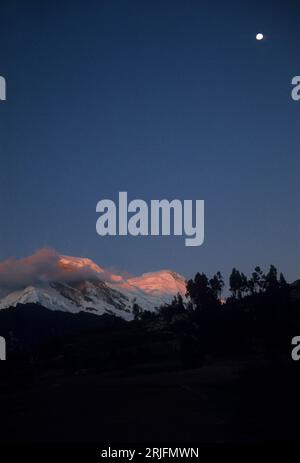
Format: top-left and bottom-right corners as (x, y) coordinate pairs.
(1, 353), (300, 443)
(1, 267), (300, 445)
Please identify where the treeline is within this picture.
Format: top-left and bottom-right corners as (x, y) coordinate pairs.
(134, 265), (296, 358)
(1, 265), (298, 378)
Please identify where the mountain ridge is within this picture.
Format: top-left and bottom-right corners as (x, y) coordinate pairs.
(0, 253), (187, 320)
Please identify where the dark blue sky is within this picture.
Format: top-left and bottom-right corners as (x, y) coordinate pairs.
(0, 0), (299, 284)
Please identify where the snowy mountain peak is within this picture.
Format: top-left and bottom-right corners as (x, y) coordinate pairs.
(124, 270), (186, 297)
(58, 255), (104, 274)
(0, 251), (187, 320)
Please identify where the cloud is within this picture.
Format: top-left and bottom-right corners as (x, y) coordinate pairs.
(0, 248), (104, 292)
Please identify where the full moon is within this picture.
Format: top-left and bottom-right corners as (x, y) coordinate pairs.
(256, 33), (264, 41)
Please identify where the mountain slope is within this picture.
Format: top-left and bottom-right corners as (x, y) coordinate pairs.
(0, 254), (187, 319)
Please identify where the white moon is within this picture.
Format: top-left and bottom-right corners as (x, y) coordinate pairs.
(256, 33), (264, 41)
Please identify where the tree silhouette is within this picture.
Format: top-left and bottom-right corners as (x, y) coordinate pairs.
(251, 266), (265, 293)
(229, 268), (241, 298)
(186, 272), (220, 311)
(264, 265), (279, 293)
(209, 272), (224, 299)
(132, 303), (143, 320)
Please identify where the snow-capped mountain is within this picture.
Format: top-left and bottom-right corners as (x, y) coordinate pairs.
(0, 254), (187, 320)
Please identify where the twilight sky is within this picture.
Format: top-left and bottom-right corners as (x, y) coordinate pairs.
(0, 0), (299, 284)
